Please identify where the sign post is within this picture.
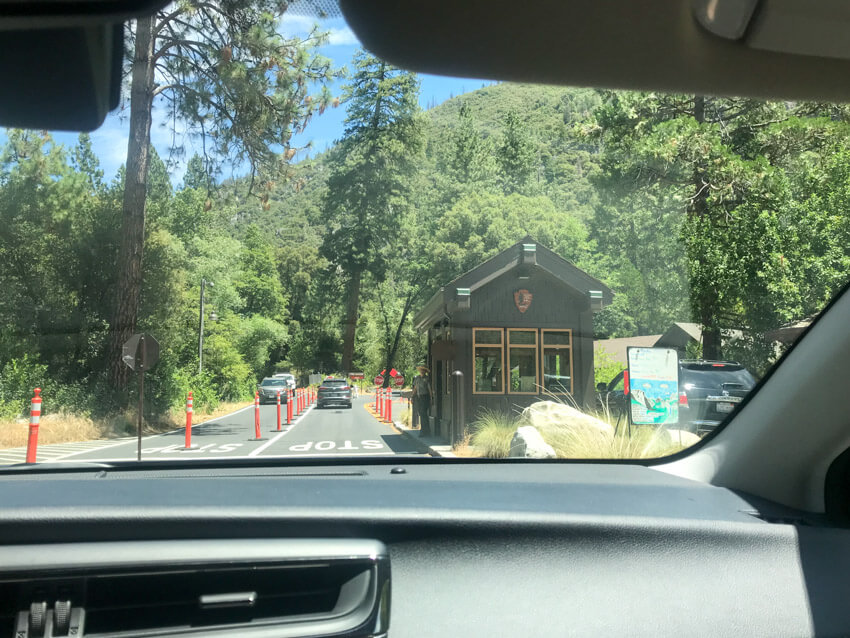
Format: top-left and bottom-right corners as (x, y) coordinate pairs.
(626, 347), (679, 436)
(122, 333), (160, 461)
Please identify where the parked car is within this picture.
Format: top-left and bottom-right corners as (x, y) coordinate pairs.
(257, 377), (289, 404)
(316, 377), (353, 409)
(597, 360), (757, 433)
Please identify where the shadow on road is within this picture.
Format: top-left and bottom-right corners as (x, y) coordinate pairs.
(380, 433), (426, 454)
(158, 421), (247, 438)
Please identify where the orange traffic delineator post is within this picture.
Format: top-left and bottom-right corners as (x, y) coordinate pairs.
(253, 391), (261, 439)
(385, 389), (393, 423)
(26, 388), (42, 464)
(375, 388), (379, 413)
(184, 391), (195, 449)
(287, 389), (293, 424)
(276, 390), (282, 431)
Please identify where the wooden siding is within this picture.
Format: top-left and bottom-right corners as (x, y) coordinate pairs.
(427, 268), (598, 437)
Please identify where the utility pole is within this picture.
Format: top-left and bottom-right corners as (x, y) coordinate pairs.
(199, 279), (213, 373)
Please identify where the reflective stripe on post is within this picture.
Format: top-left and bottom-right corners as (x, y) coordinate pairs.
(184, 391), (193, 449)
(287, 389), (293, 424)
(26, 388), (41, 464)
(276, 390), (282, 432)
(254, 391), (261, 439)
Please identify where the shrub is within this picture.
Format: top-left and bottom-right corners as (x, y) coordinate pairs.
(469, 409), (520, 458)
(0, 355), (49, 417)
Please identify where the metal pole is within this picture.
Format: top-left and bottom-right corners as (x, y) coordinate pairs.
(451, 371), (464, 447)
(198, 279), (206, 374)
(137, 335), (145, 461)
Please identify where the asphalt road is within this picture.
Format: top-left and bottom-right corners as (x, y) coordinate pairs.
(18, 395), (422, 464)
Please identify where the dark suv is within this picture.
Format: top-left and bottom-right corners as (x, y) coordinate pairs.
(316, 378), (353, 409)
(598, 360), (757, 433)
(258, 377), (289, 405)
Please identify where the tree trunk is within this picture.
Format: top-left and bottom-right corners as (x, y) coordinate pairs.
(690, 95), (722, 360)
(108, 15), (156, 392)
(381, 291), (416, 388)
(340, 269), (362, 373)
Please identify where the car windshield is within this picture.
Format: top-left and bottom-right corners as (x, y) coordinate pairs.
(261, 379), (288, 387)
(680, 366), (757, 389)
(0, 2), (846, 466)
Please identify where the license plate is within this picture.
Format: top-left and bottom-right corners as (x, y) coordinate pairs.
(716, 402), (735, 413)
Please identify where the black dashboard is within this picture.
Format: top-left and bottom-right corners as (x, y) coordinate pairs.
(0, 461), (847, 637)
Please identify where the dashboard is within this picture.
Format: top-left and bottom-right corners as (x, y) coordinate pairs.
(0, 460), (847, 637)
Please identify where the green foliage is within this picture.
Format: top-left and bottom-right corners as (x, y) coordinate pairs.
(0, 356), (48, 418)
(4, 71), (850, 426)
(497, 110), (537, 195)
(237, 225), (287, 319)
(593, 349), (623, 387)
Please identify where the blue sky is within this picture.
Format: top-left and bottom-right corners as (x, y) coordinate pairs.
(24, 14), (491, 186)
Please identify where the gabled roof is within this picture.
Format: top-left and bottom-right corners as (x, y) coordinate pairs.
(594, 335), (663, 366)
(414, 237), (614, 330)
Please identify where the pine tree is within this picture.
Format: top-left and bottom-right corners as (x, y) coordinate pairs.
(108, 2), (339, 391)
(497, 110), (536, 195)
(450, 101), (495, 189)
(320, 50), (424, 373)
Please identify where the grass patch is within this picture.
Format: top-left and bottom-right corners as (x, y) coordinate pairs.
(536, 422), (687, 459)
(465, 401), (692, 460)
(0, 412), (107, 449)
(451, 431), (482, 457)
(0, 401), (253, 449)
(469, 409), (521, 459)
(399, 407), (412, 428)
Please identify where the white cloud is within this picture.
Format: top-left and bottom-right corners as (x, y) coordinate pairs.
(327, 26), (359, 46)
(279, 13), (316, 36)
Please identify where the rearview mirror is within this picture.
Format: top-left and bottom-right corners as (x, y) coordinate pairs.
(0, 0), (169, 130)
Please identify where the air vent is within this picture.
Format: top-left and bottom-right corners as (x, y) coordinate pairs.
(0, 539), (389, 638)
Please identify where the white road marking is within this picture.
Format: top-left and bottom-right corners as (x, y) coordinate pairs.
(46, 451), (401, 463)
(247, 405), (314, 457)
(0, 404), (255, 465)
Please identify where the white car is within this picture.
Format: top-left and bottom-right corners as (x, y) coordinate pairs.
(272, 373), (296, 391)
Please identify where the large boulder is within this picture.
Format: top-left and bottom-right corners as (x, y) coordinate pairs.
(509, 425), (556, 459)
(522, 401), (614, 439)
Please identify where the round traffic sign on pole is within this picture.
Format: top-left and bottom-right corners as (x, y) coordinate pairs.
(374, 375), (384, 386)
(394, 374), (405, 387)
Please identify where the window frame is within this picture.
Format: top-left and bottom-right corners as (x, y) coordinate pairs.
(540, 329), (573, 395)
(472, 327), (505, 395)
(507, 328), (539, 395)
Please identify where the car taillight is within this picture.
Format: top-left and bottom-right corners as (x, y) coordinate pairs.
(679, 391), (689, 408)
(342, 386), (350, 391)
(318, 386), (328, 391)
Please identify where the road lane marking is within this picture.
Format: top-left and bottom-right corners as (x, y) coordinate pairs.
(289, 440), (386, 452)
(247, 405), (314, 457)
(42, 451), (400, 463)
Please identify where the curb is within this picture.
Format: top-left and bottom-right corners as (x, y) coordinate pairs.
(393, 422), (456, 458)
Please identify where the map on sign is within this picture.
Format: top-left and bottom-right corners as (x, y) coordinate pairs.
(627, 347), (679, 426)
